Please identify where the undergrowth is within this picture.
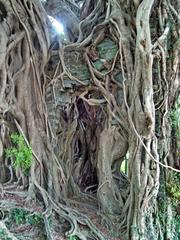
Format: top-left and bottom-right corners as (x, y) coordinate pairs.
(6, 208), (43, 226)
(169, 96), (180, 138)
(0, 207), (44, 240)
(5, 133), (32, 174)
(68, 236), (78, 240)
(0, 228), (12, 240)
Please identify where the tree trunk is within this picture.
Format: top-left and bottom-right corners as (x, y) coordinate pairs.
(0, 0), (179, 239)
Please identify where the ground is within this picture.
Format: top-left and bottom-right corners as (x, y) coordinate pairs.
(0, 191), (123, 240)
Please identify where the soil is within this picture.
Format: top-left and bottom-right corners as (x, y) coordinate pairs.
(0, 192), (122, 240)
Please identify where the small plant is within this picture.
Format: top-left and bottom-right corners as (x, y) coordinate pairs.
(68, 236), (78, 240)
(8, 208), (27, 225)
(0, 228), (12, 240)
(26, 213), (43, 225)
(169, 96), (180, 138)
(120, 152), (129, 174)
(120, 160), (127, 174)
(166, 172), (180, 202)
(5, 133), (32, 172)
(7, 208), (43, 226)
(165, 172), (180, 238)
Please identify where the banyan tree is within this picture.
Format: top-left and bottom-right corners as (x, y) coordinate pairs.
(0, 0), (179, 239)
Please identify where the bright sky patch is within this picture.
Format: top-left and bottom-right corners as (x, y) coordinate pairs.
(48, 16), (64, 34)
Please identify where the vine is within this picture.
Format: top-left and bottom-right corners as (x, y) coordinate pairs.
(0, 0), (179, 239)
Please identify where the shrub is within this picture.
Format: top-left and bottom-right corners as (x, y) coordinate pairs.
(7, 208), (43, 226)
(5, 133), (32, 173)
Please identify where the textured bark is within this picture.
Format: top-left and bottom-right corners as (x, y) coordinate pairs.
(0, 0), (179, 239)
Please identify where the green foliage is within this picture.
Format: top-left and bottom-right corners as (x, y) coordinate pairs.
(8, 208), (27, 225)
(167, 172), (180, 202)
(120, 160), (126, 174)
(157, 196), (166, 223)
(27, 213), (43, 225)
(174, 214), (180, 240)
(157, 172), (180, 240)
(68, 236), (78, 240)
(120, 152), (128, 174)
(169, 96), (180, 138)
(7, 208), (43, 226)
(0, 229), (12, 240)
(5, 133), (32, 172)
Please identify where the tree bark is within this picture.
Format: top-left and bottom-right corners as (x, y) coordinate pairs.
(0, 0), (179, 239)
